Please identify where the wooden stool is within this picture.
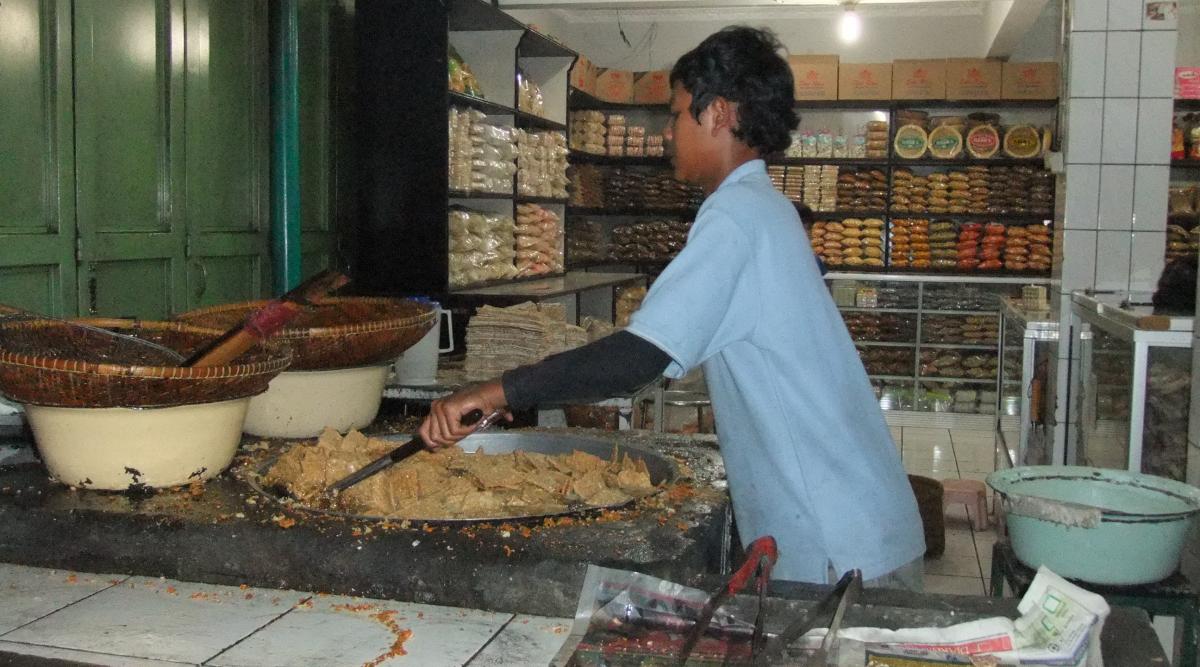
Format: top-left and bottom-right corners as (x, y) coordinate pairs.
(942, 478), (989, 531)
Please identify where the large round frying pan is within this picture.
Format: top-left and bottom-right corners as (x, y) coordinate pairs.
(245, 431), (678, 525)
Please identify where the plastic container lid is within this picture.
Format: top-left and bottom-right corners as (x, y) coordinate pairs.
(893, 124), (929, 159)
(966, 126), (1000, 159)
(928, 126), (964, 159)
(1003, 125), (1042, 158)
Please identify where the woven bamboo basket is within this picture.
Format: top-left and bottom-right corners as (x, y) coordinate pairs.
(0, 318), (292, 409)
(175, 297), (437, 370)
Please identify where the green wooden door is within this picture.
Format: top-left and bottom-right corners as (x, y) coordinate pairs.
(184, 0), (271, 309)
(297, 0), (346, 279)
(73, 0), (187, 319)
(0, 0), (77, 316)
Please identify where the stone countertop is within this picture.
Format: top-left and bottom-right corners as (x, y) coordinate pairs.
(0, 427), (732, 617)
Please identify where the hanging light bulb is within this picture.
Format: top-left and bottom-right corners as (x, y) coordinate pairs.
(838, 4), (862, 44)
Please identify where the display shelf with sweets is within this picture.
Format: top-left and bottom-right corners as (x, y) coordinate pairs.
(449, 90), (517, 116)
(355, 0), (599, 297)
(515, 110), (566, 132)
(770, 157), (891, 167)
(566, 206), (698, 217)
(869, 374), (919, 382)
(840, 307), (921, 315)
(569, 151), (673, 167)
(855, 341), (918, 348)
(568, 87), (669, 111)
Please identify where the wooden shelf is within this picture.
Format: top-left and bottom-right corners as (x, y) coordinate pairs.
(789, 99), (1058, 111)
(769, 157), (890, 167)
(516, 195), (569, 205)
(515, 110), (566, 131)
(897, 99), (1058, 109)
(1174, 99), (1200, 111)
(567, 206), (697, 217)
(569, 87), (668, 111)
(448, 90), (515, 116)
(569, 151), (671, 167)
(1172, 159), (1200, 169)
(894, 157), (1046, 167)
(448, 189), (512, 200)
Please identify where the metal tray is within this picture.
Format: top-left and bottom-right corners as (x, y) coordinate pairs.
(245, 431), (678, 525)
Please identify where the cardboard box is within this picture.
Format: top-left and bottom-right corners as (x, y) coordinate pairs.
(593, 68), (634, 103)
(945, 58), (1003, 100)
(1002, 62), (1059, 99)
(838, 63), (892, 100)
(633, 70), (671, 104)
(570, 55), (597, 95)
(1176, 67), (1200, 99)
(788, 55), (838, 101)
(892, 59), (946, 100)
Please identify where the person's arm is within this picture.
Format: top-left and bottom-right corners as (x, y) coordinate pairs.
(502, 331), (671, 409)
(418, 331), (670, 448)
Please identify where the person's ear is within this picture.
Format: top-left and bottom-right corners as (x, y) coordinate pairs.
(708, 97), (737, 136)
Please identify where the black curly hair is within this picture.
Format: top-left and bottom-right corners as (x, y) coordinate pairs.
(670, 26), (799, 155)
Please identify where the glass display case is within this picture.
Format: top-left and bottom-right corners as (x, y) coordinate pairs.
(996, 297), (1060, 469)
(825, 273), (1041, 415)
(1071, 291), (1193, 481)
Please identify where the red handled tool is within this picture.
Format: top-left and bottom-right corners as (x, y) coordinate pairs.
(676, 535), (778, 665)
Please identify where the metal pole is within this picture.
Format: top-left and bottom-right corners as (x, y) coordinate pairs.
(270, 0), (302, 293)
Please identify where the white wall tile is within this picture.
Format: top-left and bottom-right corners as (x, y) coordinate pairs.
(1094, 230), (1132, 290)
(1139, 31), (1178, 97)
(1143, 0), (1179, 30)
(1064, 164), (1101, 229)
(1107, 0), (1143, 30)
(1101, 98), (1138, 163)
(1071, 0), (1108, 30)
(1068, 32), (1107, 97)
(1129, 231), (1166, 292)
(1066, 98), (1104, 163)
(1098, 164), (1135, 229)
(1062, 229), (1098, 291)
(1103, 31), (1142, 97)
(1133, 164), (1170, 230)
(1135, 97), (1174, 164)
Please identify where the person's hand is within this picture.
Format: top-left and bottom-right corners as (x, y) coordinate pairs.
(419, 380), (512, 449)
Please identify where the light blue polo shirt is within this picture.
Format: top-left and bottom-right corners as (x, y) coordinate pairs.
(626, 159), (925, 583)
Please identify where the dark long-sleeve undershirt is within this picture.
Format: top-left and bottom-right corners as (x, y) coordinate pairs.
(501, 331), (671, 410)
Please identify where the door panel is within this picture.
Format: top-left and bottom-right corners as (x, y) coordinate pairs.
(188, 255), (261, 307)
(0, 0), (76, 315)
(185, 0), (270, 308)
(73, 0), (187, 316)
(90, 259), (172, 319)
(0, 265), (64, 314)
(297, 0), (340, 279)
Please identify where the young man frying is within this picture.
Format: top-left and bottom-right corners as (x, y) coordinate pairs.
(421, 27), (925, 588)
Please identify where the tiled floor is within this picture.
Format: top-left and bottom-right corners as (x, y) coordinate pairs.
(893, 425), (1006, 598)
(0, 427), (1003, 665)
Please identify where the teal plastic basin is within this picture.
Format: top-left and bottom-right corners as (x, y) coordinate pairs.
(987, 466), (1200, 585)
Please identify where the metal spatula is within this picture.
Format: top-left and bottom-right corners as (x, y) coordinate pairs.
(324, 409), (504, 496)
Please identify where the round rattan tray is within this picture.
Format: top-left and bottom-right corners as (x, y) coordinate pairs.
(175, 297), (437, 370)
(0, 318), (292, 408)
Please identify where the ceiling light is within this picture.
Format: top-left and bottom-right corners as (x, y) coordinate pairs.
(838, 4), (862, 44)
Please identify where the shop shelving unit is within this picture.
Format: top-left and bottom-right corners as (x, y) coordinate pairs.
(1167, 99), (1200, 263)
(563, 88), (1059, 280)
(355, 0), (592, 297)
(823, 272), (1049, 421)
(1069, 291), (1194, 482)
(996, 297), (1060, 470)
